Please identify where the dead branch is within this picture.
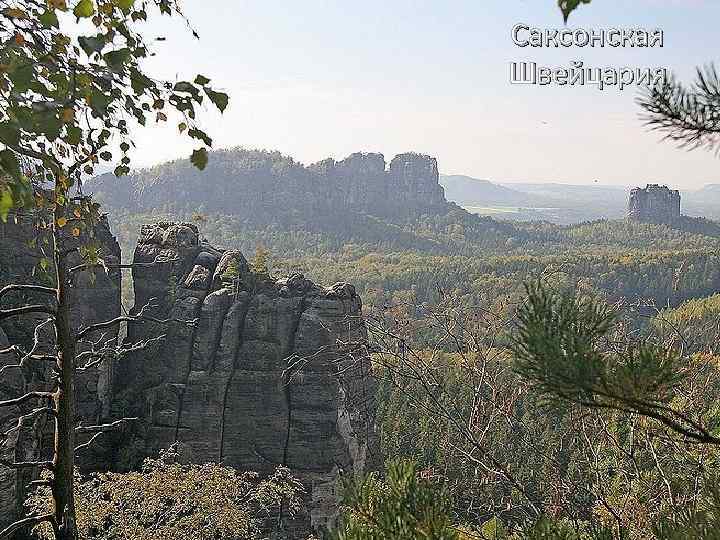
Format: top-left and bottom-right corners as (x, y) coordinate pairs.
(0, 513), (54, 539)
(76, 300), (193, 340)
(0, 391), (54, 409)
(0, 284), (57, 302)
(68, 254), (180, 274)
(0, 458), (53, 470)
(0, 304), (56, 320)
(0, 319), (55, 379)
(74, 417), (139, 453)
(75, 334), (166, 372)
(1, 407), (56, 444)
(75, 417), (140, 434)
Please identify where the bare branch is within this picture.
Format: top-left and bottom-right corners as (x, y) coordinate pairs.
(0, 458), (53, 470)
(68, 254), (179, 274)
(74, 417), (138, 453)
(1, 407), (55, 443)
(0, 391), (54, 409)
(0, 319), (56, 379)
(75, 417), (139, 434)
(0, 304), (56, 320)
(0, 284), (57, 302)
(0, 513), (54, 539)
(75, 334), (166, 372)
(76, 300), (193, 340)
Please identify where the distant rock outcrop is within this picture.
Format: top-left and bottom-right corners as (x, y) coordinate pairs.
(89, 149), (448, 224)
(628, 184), (681, 223)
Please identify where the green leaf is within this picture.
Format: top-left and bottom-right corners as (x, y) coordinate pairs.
(174, 81), (196, 94)
(190, 148), (208, 171)
(103, 48), (132, 71)
(0, 189), (13, 222)
(194, 75), (211, 86)
(204, 88), (229, 113)
(116, 0), (135, 12)
(34, 110), (62, 141)
(188, 128), (212, 146)
(73, 0), (95, 18)
(78, 35), (105, 56)
(88, 88), (111, 115)
(39, 9), (59, 28)
(8, 63), (33, 92)
(0, 123), (21, 147)
(0, 150), (21, 180)
(558, 0), (592, 23)
(65, 125), (82, 145)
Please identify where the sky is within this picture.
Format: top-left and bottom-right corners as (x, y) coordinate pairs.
(129, 0), (720, 189)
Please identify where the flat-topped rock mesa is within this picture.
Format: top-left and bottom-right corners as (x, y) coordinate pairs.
(311, 152), (446, 216)
(0, 219), (378, 538)
(88, 148), (449, 223)
(628, 184), (681, 223)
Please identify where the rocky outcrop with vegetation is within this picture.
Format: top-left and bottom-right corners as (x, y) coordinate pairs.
(0, 219), (378, 538)
(114, 222), (378, 535)
(89, 148), (449, 224)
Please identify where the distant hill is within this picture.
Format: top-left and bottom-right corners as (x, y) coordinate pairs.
(89, 148), (550, 256)
(438, 175), (632, 223)
(89, 148), (448, 224)
(439, 175), (546, 206)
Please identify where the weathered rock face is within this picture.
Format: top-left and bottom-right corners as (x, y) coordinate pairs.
(0, 218), (377, 537)
(0, 213), (122, 532)
(628, 184), (681, 223)
(312, 152), (446, 217)
(114, 222), (378, 537)
(90, 149), (449, 226)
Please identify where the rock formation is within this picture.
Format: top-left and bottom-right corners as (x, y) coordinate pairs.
(89, 149), (449, 224)
(311, 152), (446, 217)
(628, 184), (681, 223)
(0, 218), (377, 538)
(115, 222), (377, 536)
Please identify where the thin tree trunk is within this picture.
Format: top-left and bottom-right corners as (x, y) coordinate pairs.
(51, 210), (78, 540)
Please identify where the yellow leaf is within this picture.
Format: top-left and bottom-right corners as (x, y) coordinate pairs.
(73, 208), (81, 218)
(72, 227), (80, 237)
(48, 0), (68, 10)
(14, 33), (25, 45)
(56, 217), (67, 228)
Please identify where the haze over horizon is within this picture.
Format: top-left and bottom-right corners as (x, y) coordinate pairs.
(125, 0), (720, 189)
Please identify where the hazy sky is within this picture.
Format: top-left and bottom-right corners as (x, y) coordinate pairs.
(130, 0), (720, 188)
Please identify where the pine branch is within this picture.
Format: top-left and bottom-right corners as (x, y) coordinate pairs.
(638, 64), (720, 153)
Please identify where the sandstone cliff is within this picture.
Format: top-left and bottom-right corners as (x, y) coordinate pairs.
(115, 222), (378, 535)
(310, 152), (446, 217)
(89, 148), (449, 225)
(0, 218), (377, 538)
(628, 184), (681, 223)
